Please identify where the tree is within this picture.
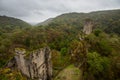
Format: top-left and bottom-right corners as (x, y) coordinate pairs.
(87, 52), (110, 80)
(60, 47), (68, 56)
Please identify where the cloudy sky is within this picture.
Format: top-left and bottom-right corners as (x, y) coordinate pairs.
(0, 0), (120, 24)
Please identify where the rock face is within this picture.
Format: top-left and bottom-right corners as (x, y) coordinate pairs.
(7, 47), (52, 80)
(83, 19), (93, 35)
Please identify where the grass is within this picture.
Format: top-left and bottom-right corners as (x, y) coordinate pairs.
(54, 64), (82, 80)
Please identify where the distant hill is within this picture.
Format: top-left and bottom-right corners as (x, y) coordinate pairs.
(36, 18), (54, 26)
(0, 16), (31, 32)
(37, 9), (120, 35)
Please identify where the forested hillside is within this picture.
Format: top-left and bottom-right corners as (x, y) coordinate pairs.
(0, 16), (31, 32)
(0, 16), (31, 68)
(39, 9), (120, 35)
(0, 9), (120, 80)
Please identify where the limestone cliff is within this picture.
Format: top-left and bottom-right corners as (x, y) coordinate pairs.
(7, 47), (52, 80)
(83, 19), (93, 35)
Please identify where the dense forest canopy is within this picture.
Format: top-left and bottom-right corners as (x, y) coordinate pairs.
(0, 9), (120, 80)
(38, 9), (120, 35)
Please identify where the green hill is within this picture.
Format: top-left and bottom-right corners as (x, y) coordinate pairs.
(36, 18), (54, 26)
(0, 16), (31, 32)
(54, 65), (82, 80)
(39, 9), (120, 35)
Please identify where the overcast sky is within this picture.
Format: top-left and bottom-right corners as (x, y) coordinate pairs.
(0, 0), (120, 24)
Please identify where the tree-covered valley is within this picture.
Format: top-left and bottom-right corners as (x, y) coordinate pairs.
(0, 9), (120, 80)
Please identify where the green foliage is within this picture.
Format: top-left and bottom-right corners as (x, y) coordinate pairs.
(0, 9), (120, 80)
(52, 50), (71, 78)
(98, 39), (112, 56)
(24, 38), (31, 47)
(86, 52), (112, 80)
(86, 32), (113, 56)
(46, 9), (120, 35)
(87, 52), (110, 74)
(0, 68), (27, 80)
(93, 29), (102, 36)
(0, 16), (31, 32)
(60, 47), (68, 56)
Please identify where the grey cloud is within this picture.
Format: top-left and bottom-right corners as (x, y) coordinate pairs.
(0, 0), (120, 23)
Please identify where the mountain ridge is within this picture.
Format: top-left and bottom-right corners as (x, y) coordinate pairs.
(0, 15), (31, 31)
(37, 9), (120, 35)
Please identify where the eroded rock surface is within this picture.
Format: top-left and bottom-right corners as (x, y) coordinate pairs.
(83, 19), (93, 35)
(7, 47), (52, 80)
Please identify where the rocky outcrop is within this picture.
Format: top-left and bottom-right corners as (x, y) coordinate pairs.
(7, 47), (52, 80)
(83, 19), (93, 35)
